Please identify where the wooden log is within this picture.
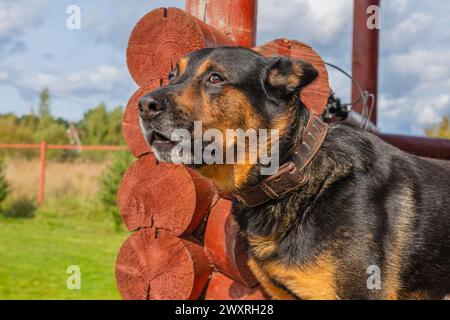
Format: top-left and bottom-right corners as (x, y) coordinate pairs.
(186, 0), (258, 47)
(254, 39), (331, 116)
(116, 228), (212, 300)
(127, 7), (236, 87)
(205, 272), (267, 300)
(204, 198), (258, 287)
(117, 154), (215, 235)
(123, 82), (163, 158)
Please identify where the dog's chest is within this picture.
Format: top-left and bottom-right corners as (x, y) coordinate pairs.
(247, 235), (338, 300)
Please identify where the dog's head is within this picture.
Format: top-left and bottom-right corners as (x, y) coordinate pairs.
(139, 47), (318, 191)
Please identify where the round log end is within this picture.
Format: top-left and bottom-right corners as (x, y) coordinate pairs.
(123, 83), (161, 158)
(204, 198), (258, 287)
(254, 39), (330, 116)
(118, 156), (215, 235)
(205, 272), (267, 300)
(127, 7), (236, 85)
(115, 228), (212, 300)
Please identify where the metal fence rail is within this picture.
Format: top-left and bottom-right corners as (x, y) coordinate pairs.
(0, 141), (128, 205)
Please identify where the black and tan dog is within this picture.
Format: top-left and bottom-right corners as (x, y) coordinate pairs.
(138, 47), (450, 300)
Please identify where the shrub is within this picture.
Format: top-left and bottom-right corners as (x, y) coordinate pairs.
(0, 159), (9, 206)
(2, 196), (36, 218)
(99, 151), (133, 230)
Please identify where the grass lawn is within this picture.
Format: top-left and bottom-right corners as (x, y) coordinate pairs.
(0, 200), (128, 300)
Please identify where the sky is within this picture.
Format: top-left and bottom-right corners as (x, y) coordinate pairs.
(0, 0), (449, 136)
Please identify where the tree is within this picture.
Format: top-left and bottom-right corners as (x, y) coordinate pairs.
(38, 88), (51, 126)
(99, 151), (133, 230)
(34, 89), (71, 160)
(426, 116), (450, 140)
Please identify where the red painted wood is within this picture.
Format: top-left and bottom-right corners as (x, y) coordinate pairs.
(115, 228), (212, 300)
(205, 272), (267, 300)
(351, 0), (380, 124)
(122, 81), (162, 158)
(204, 198), (258, 287)
(126, 7), (236, 86)
(0, 143), (127, 151)
(186, 0), (258, 48)
(254, 39), (330, 116)
(38, 141), (47, 205)
(117, 154), (215, 234)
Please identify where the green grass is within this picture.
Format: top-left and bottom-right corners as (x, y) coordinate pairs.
(0, 198), (128, 300)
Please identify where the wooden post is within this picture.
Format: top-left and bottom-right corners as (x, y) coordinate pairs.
(186, 0), (258, 48)
(38, 140), (47, 205)
(351, 0), (380, 124)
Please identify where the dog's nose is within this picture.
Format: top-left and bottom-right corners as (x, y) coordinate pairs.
(138, 95), (164, 119)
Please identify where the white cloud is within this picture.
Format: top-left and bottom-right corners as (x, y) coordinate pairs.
(379, 94), (450, 135)
(1, 64), (133, 102)
(387, 49), (450, 84)
(0, 0), (47, 39)
(258, 0), (352, 45)
(383, 13), (431, 49)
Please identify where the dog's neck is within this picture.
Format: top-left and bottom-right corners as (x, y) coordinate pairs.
(233, 102), (328, 207)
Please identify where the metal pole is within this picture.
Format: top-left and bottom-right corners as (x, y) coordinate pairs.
(351, 0), (380, 125)
(38, 141), (47, 205)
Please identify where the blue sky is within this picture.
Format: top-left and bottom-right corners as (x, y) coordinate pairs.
(0, 0), (449, 136)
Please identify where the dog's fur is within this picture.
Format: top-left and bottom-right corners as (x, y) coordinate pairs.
(139, 47), (450, 299)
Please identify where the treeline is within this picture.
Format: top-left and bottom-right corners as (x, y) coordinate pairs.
(0, 89), (125, 160)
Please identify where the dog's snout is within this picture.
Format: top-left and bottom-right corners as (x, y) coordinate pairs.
(138, 95), (165, 119)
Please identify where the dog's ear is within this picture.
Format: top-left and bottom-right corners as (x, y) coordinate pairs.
(265, 56), (318, 97)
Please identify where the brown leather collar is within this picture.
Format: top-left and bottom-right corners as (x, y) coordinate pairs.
(233, 114), (328, 207)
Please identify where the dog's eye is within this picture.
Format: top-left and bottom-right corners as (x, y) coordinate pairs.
(208, 73), (224, 84)
(168, 72), (176, 81)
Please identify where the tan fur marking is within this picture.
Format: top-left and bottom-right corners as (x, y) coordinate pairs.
(198, 87), (263, 192)
(401, 290), (432, 300)
(177, 57), (189, 76)
(383, 186), (415, 300)
(263, 252), (337, 300)
(268, 61), (304, 91)
(248, 258), (296, 300)
(272, 112), (291, 137)
(174, 84), (197, 115)
(248, 235), (277, 259)
(195, 59), (215, 78)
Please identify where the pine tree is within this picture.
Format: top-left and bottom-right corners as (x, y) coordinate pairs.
(38, 88), (51, 120)
(99, 151), (133, 230)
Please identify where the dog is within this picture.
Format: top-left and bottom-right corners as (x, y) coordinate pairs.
(138, 47), (450, 299)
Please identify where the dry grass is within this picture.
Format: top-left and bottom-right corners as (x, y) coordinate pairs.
(4, 158), (109, 200)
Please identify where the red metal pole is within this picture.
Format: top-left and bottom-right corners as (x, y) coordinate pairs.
(38, 141), (47, 205)
(351, 0), (380, 125)
(186, 0), (258, 48)
(378, 134), (450, 160)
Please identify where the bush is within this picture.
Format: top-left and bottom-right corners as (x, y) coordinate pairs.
(1, 196), (36, 218)
(99, 151), (133, 230)
(0, 159), (9, 206)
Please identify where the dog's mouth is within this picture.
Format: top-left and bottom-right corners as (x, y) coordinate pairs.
(148, 130), (177, 148)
